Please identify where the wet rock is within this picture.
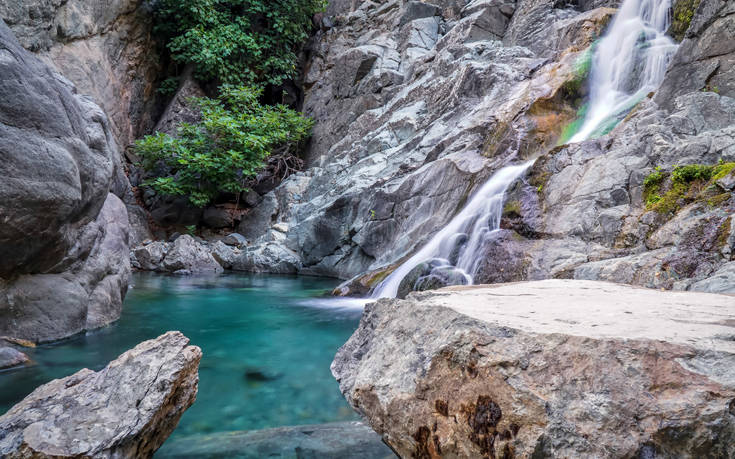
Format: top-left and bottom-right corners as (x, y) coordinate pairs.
(0, 347), (29, 370)
(163, 235), (223, 274)
(0, 331), (201, 458)
(333, 280), (735, 458)
(157, 422), (396, 459)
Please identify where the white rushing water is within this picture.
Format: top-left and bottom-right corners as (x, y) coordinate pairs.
(371, 0), (678, 299)
(371, 162), (533, 298)
(569, 0), (677, 142)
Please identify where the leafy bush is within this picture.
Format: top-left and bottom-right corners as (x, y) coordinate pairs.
(135, 85), (313, 207)
(153, 0), (327, 87)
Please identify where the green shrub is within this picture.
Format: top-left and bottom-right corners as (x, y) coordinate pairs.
(135, 85), (313, 207)
(153, 0), (327, 87)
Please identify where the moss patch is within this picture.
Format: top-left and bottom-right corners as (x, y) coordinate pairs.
(643, 162), (735, 214)
(669, 0), (701, 41)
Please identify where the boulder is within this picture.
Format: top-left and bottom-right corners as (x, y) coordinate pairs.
(333, 280), (735, 458)
(211, 241), (239, 270)
(133, 241), (170, 271)
(0, 331), (201, 458)
(162, 235), (223, 274)
(157, 422), (396, 458)
(223, 233), (248, 247)
(0, 20), (132, 343)
(0, 347), (29, 370)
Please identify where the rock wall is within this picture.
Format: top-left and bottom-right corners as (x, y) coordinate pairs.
(333, 280), (735, 457)
(0, 331), (201, 458)
(0, 0), (160, 245)
(495, 0), (735, 293)
(233, 0), (734, 295)
(0, 20), (131, 343)
(235, 0), (617, 280)
(0, 0), (161, 150)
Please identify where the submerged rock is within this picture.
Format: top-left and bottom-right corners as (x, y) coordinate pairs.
(333, 280), (735, 457)
(157, 421), (395, 459)
(0, 331), (201, 458)
(0, 347), (30, 370)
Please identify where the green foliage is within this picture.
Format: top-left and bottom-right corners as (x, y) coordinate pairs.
(185, 224), (197, 236)
(670, 0), (701, 41)
(136, 85), (313, 207)
(153, 0), (327, 87)
(157, 76), (180, 97)
(643, 162), (735, 214)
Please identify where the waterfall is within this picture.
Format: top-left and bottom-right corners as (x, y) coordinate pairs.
(371, 0), (678, 299)
(568, 0), (677, 142)
(371, 162), (533, 299)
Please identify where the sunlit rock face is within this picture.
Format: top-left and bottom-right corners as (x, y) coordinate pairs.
(236, 0), (617, 280)
(333, 280), (735, 458)
(0, 20), (131, 343)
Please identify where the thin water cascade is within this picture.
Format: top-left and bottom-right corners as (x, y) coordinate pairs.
(371, 162), (533, 298)
(568, 0), (678, 142)
(371, 0), (678, 299)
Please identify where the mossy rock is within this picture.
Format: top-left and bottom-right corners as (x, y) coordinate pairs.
(669, 0), (701, 42)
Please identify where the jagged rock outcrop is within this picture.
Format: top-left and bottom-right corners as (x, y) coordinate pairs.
(0, 20), (131, 343)
(158, 421), (396, 458)
(236, 0), (616, 280)
(333, 280), (735, 458)
(0, 331), (201, 458)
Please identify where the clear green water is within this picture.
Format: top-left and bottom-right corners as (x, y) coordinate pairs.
(0, 272), (363, 450)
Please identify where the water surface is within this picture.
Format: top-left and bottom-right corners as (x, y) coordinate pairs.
(0, 272), (362, 449)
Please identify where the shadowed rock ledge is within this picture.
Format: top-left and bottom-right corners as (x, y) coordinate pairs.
(0, 331), (201, 458)
(333, 280), (735, 458)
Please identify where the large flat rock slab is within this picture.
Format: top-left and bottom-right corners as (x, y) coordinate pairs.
(333, 280), (735, 458)
(440, 280), (735, 353)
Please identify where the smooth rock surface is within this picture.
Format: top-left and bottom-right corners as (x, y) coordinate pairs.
(333, 280), (735, 458)
(157, 421), (396, 458)
(0, 20), (131, 343)
(0, 331), (201, 458)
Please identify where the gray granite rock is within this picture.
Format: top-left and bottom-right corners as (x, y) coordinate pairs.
(0, 331), (201, 458)
(333, 280), (735, 457)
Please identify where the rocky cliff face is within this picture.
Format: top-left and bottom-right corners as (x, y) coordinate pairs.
(0, 20), (131, 343)
(0, 331), (201, 458)
(0, 0), (159, 245)
(0, 0), (161, 150)
(233, 0), (735, 295)
(333, 280), (735, 457)
(235, 0), (618, 280)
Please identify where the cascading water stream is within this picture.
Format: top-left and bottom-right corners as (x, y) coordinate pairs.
(371, 0), (678, 299)
(569, 0), (677, 142)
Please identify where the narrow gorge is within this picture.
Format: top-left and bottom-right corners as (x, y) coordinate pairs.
(0, 0), (734, 457)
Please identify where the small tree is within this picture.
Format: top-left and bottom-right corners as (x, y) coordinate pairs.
(153, 0), (327, 87)
(135, 85), (313, 207)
